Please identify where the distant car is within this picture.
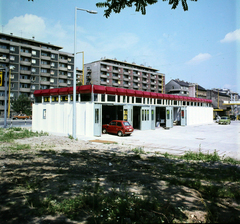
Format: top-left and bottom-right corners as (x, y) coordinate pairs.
(13, 114), (32, 120)
(230, 115), (236, 120)
(218, 116), (231, 125)
(102, 120), (134, 136)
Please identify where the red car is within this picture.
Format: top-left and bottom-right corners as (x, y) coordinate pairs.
(102, 120), (134, 136)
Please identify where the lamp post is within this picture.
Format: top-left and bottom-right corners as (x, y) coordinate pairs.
(73, 7), (97, 139)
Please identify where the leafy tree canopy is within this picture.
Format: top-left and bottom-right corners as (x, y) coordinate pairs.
(11, 94), (32, 115)
(96, 0), (197, 18)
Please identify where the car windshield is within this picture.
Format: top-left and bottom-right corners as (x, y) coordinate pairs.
(123, 121), (131, 126)
(221, 117), (228, 120)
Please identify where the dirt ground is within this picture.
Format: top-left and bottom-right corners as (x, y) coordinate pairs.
(0, 134), (240, 223)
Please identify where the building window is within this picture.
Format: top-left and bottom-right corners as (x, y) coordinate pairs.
(32, 68), (36, 73)
(10, 46), (15, 51)
(67, 65), (71, 70)
(32, 59), (36, 64)
(0, 44), (7, 49)
(10, 56), (15, 61)
(41, 69), (48, 73)
(32, 50), (36, 55)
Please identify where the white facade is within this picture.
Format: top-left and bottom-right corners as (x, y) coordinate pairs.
(32, 85), (213, 137)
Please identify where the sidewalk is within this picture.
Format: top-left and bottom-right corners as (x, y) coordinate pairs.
(88, 121), (240, 160)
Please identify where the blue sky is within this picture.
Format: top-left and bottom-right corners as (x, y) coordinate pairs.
(1, 0), (240, 93)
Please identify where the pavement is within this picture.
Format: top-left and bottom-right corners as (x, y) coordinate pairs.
(1, 118), (239, 160)
(84, 121), (240, 160)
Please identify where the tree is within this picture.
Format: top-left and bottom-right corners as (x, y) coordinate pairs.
(11, 94), (32, 115)
(96, 0), (197, 18)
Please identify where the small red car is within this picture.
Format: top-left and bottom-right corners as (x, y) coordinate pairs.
(102, 120), (134, 136)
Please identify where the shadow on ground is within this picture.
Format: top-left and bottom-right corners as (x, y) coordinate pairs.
(0, 148), (240, 223)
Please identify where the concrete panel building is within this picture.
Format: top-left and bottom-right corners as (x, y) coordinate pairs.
(84, 58), (165, 93)
(0, 33), (74, 116)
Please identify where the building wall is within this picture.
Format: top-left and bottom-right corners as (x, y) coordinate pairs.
(0, 33), (74, 116)
(32, 101), (95, 137)
(84, 59), (165, 93)
(187, 106), (213, 125)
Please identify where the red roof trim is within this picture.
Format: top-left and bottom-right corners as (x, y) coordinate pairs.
(106, 86), (117, 95)
(33, 90), (42, 96)
(116, 88), (126, 96)
(143, 91), (151, 97)
(58, 87), (69, 95)
(93, 85), (106, 94)
(68, 87), (73, 94)
(79, 85), (92, 94)
(135, 90), (143, 97)
(150, 92), (158, 98)
(49, 88), (59, 96)
(126, 89), (135, 96)
(41, 89), (50, 96)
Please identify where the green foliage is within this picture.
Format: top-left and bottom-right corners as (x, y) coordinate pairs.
(0, 128), (48, 142)
(32, 180), (174, 223)
(179, 149), (221, 162)
(132, 147), (145, 154)
(10, 94), (32, 115)
(96, 0), (197, 18)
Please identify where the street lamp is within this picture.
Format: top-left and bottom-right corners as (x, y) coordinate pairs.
(73, 7), (97, 139)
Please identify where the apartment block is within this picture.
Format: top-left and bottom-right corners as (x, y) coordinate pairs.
(84, 58), (165, 93)
(0, 33), (74, 116)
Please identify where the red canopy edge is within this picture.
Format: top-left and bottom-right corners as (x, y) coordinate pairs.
(93, 85), (106, 94)
(106, 86), (117, 95)
(58, 87), (69, 95)
(33, 90), (42, 96)
(79, 85), (92, 94)
(49, 88), (59, 96)
(116, 88), (126, 96)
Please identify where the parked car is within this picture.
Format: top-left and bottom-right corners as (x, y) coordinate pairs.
(12, 114), (32, 120)
(230, 115), (236, 120)
(218, 116), (231, 125)
(102, 120), (134, 136)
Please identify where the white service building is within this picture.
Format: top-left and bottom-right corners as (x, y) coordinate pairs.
(32, 85), (213, 137)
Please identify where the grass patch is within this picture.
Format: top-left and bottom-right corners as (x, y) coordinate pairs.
(132, 147), (145, 154)
(31, 180), (179, 223)
(0, 128), (48, 142)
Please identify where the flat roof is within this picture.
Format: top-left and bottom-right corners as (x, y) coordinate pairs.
(0, 33), (63, 50)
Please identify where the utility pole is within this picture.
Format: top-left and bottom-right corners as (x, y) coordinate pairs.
(3, 66), (8, 128)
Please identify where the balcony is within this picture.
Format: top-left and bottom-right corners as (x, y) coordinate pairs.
(100, 67), (107, 71)
(100, 81), (107, 85)
(41, 73), (50, 77)
(59, 83), (67, 87)
(59, 75), (68, 79)
(0, 96), (5, 100)
(59, 67), (67, 71)
(20, 88), (31, 92)
(41, 64), (51, 69)
(112, 83), (118, 87)
(20, 70), (31, 75)
(0, 48), (9, 54)
(40, 81), (50, 85)
(20, 61), (31, 66)
(20, 52), (31, 57)
(20, 79), (31, 84)
(41, 55), (51, 61)
(59, 58), (68, 63)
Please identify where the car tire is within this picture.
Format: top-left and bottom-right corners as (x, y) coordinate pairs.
(102, 128), (107, 134)
(117, 131), (123, 137)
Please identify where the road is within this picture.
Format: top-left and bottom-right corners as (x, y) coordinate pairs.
(0, 119), (32, 128)
(86, 120), (240, 160)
